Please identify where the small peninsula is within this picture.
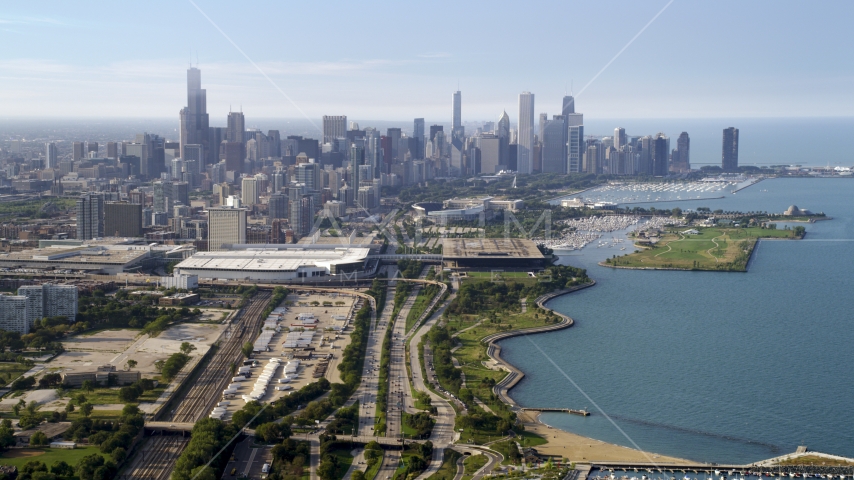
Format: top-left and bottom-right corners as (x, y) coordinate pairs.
(601, 225), (805, 272)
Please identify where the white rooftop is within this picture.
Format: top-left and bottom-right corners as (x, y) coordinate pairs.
(175, 247), (369, 273)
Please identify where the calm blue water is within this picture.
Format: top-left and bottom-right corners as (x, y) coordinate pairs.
(500, 178), (854, 464)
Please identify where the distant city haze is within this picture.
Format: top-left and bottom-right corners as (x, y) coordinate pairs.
(1, 1), (852, 119)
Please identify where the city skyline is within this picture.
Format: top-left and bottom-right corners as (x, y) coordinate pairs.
(1, 1), (853, 120)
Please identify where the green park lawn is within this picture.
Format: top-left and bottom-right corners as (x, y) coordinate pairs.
(462, 454), (489, 480)
(607, 226), (799, 271)
(0, 446), (109, 468)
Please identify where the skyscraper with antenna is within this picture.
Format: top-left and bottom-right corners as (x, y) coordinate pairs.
(179, 66), (210, 169)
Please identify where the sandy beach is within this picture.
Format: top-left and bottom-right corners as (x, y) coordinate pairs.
(517, 399), (694, 464)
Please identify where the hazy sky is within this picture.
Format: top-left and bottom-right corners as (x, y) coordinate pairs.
(2, 1), (853, 122)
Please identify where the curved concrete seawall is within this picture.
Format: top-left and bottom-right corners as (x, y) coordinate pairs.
(483, 281), (596, 407)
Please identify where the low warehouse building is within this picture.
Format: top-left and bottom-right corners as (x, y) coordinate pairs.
(173, 244), (370, 281)
(442, 238), (546, 269)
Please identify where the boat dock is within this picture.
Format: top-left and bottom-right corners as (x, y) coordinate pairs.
(522, 407), (590, 416)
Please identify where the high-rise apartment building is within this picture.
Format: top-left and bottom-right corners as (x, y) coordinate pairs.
(227, 111), (246, 160)
(106, 142), (118, 159)
(672, 132), (690, 172)
(105, 202), (143, 237)
(479, 134), (501, 175)
(77, 193), (104, 240)
(241, 176), (258, 206)
(45, 142), (58, 169)
(0, 295), (29, 334)
(208, 206), (247, 251)
(413, 118), (425, 159)
(722, 127), (739, 172)
(517, 92), (535, 174)
(72, 142), (85, 162)
(87, 142), (99, 155)
(18, 284), (77, 328)
(180, 67), (210, 166)
(652, 133), (670, 176)
(614, 127), (627, 150)
(322, 115), (347, 144)
(542, 116), (567, 174)
(268, 192), (287, 219)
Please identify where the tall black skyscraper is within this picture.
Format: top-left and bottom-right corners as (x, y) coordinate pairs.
(722, 127), (739, 172)
(413, 118), (425, 159)
(562, 95), (575, 116)
(180, 67), (210, 167)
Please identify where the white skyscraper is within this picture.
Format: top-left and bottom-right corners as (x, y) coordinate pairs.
(17, 284), (78, 329)
(517, 92), (535, 174)
(0, 295), (29, 335)
(452, 91), (462, 132)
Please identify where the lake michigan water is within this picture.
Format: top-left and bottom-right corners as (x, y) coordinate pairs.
(499, 177), (854, 464)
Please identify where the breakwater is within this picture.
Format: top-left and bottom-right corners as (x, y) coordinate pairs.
(482, 282), (595, 407)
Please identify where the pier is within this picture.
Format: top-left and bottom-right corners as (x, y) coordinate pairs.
(522, 407), (590, 416)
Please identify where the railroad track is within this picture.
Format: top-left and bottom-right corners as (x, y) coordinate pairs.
(122, 435), (189, 480)
(170, 290), (272, 423)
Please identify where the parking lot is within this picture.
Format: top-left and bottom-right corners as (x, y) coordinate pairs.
(215, 291), (360, 419)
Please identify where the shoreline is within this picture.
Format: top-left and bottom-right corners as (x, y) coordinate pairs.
(480, 283), (694, 464)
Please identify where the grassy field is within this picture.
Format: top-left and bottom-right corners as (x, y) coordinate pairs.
(462, 454), (489, 480)
(461, 271), (538, 287)
(448, 310), (555, 416)
(61, 385), (166, 405)
(516, 430), (547, 447)
(607, 227), (800, 271)
(0, 446), (109, 468)
(777, 455), (854, 466)
(427, 449), (462, 480)
(0, 362), (30, 385)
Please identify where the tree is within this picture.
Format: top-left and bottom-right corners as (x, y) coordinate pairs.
(11, 375), (35, 391)
(241, 341), (254, 358)
(154, 359), (165, 373)
(118, 385), (141, 403)
(75, 454), (105, 480)
(0, 424), (15, 449)
(80, 402), (94, 417)
(352, 471), (366, 480)
(317, 454), (339, 480)
(30, 431), (49, 446)
(179, 342), (196, 355)
(51, 461), (74, 476)
(81, 380), (95, 393)
(126, 359), (138, 370)
(254, 422), (282, 443)
(111, 447), (127, 464)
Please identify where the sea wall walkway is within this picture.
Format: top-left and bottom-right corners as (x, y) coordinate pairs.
(483, 281), (596, 407)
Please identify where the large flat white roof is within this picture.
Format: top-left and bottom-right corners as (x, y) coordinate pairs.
(175, 247), (369, 272)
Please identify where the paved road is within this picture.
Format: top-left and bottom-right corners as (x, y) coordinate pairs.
(408, 293), (460, 480)
(222, 437), (272, 480)
(452, 446), (504, 480)
(386, 278), (421, 439)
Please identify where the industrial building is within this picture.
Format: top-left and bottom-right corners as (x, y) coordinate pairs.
(442, 238), (546, 269)
(0, 241), (151, 275)
(173, 244), (370, 281)
(61, 364), (140, 387)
